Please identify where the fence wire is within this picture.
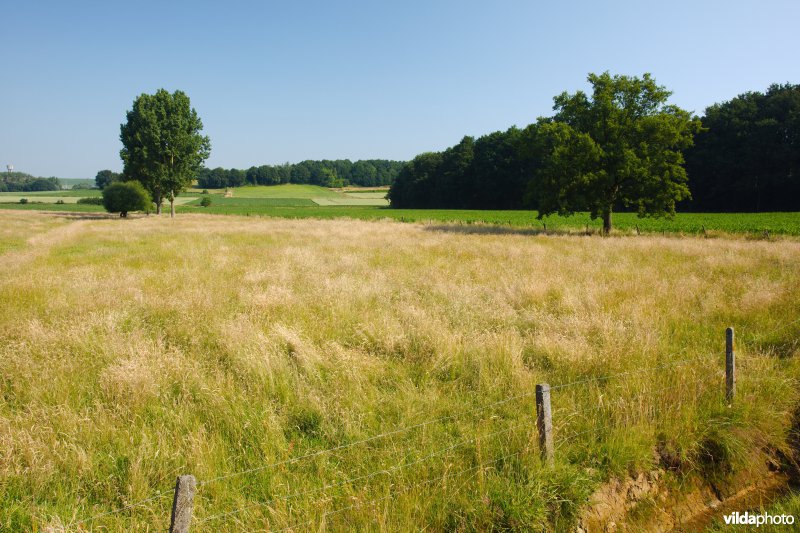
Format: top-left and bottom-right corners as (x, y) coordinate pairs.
(68, 318), (798, 528)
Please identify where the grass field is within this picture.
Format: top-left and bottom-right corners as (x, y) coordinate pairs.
(0, 189), (102, 198)
(193, 184), (389, 206)
(0, 210), (798, 530)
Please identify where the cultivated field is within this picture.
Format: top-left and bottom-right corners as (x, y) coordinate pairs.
(2, 184), (800, 236)
(1, 210), (798, 530)
(188, 184), (390, 206)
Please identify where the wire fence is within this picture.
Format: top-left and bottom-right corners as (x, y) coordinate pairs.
(67, 319), (799, 531)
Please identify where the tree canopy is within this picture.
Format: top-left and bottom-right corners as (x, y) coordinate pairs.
(529, 72), (701, 232)
(102, 181), (152, 217)
(684, 83), (800, 212)
(0, 172), (61, 193)
(388, 128), (533, 209)
(120, 89), (210, 216)
(195, 160), (403, 190)
(95, 170), (121, 190)
(390, 76), (800, 218)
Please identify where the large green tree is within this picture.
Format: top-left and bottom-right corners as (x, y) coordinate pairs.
(529, 72), (701, 232)
(119, 89), (210, 216)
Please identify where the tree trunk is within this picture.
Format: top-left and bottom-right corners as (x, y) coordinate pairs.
(155, 191), (162, 215)
(602, 208), (612, 234)
(170, 190), (175, 218)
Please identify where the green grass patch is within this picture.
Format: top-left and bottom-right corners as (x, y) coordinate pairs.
(0, 202), (106, 212)
(212, 184), (342, 198)
(174, 205), (800, 236)
(187, 197), (317, 207)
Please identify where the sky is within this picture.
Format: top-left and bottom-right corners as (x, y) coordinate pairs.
(2, 0), (799, 180)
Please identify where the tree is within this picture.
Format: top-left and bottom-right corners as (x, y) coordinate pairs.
(387, 152), (443, 208)
(684, 83), (800, 212)
(529, 72), (701, 232)
(102, 181), (152, 217)
(95, 170), (121, 189)
(119, 89), (210, 217)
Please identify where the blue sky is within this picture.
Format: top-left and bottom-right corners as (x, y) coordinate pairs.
(2, 0), (799, 179)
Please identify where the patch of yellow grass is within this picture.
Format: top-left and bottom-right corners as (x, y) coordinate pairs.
(0, 211), (797, 530)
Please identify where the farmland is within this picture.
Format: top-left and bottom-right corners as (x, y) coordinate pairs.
(0, 210), (798, 530)
(3, 184), (799, 236)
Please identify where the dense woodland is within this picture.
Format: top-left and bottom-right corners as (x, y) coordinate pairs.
(195, 159), (403, 189)
(389, 83), (800, 212)
(684, 84), (800, 212)
(0, 172), (61, 192)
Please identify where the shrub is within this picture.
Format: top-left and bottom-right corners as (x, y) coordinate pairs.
(77, 197), (104, 205)
(201, 189), (209, 194)
(19, 198), (27, 204)
(102, 181), (152, 217)
(56, 199), (65, 205)
(200, 196), (212, 207)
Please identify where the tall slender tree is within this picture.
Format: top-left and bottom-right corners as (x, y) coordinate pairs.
(120, 89), (210, 216)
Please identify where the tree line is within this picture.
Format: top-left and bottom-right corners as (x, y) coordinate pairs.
(684, 83), (800, 212)
(195, 159), (403, 189)
(0, 172), (61, 192)
(389, 79), (800, 220)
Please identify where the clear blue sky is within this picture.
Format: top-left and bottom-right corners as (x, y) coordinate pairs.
(2, 0), (799, 179)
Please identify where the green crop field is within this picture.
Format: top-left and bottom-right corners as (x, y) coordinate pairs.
(178, 204), (800, 236)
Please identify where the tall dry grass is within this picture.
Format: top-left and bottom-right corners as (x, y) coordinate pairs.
(0, 211), (798, 530)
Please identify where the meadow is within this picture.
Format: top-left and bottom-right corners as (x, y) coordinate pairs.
(0, 210), (798, 530)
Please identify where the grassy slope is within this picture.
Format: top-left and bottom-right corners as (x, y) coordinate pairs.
(0, 211), (798, 531)
(205, 184), (342, 198)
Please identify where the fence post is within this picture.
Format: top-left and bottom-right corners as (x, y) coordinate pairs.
(536, 383), (554, 466)
(726, 327), (735, 404)
(169, 475), (196, 533)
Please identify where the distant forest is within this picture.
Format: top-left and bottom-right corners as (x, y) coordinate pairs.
(389, 83), (800, 212)
(0, 172), (61, 192)
(195, 160), (404, 189)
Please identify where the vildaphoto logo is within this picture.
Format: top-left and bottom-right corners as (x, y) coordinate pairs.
(723, 511), (795, 527)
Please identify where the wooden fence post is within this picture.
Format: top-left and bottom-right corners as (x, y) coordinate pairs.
(169, 475), (196, 533)
(536, 383), (554, 466)
(726, 327), (735, 404)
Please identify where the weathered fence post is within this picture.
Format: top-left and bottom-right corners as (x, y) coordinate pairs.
(726, 327), (735, 404)
(536, 383), (554, 466)
(169, 475), (196, 533)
